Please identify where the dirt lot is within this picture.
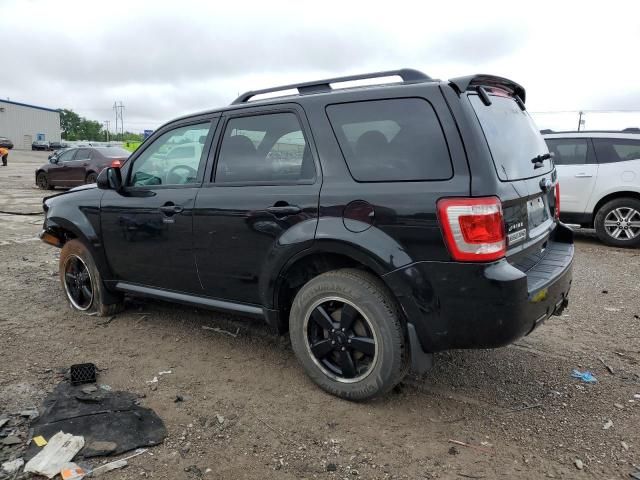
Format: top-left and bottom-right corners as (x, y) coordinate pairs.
(1, 150), (639, 479)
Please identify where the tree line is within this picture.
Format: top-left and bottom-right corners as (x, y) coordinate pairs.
(60, 109), (143, 142)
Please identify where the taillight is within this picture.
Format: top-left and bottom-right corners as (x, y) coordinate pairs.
(437, 197), (506, 262)
(110, 159), (122, 168)
(554, 182), (560, 219)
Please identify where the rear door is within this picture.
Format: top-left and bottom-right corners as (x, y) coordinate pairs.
(69, 148), (91, 185)
(545, 137), (598, 214)
(193, 105), (320, 305)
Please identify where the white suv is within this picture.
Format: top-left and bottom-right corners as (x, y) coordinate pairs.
(543, 129), (640, 247)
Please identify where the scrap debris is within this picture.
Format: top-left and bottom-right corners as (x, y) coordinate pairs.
(447, 439), (494, 455)
(571, 369), (597, 383)
(201, 325), (240, 337)
(24, 431), (85, 478)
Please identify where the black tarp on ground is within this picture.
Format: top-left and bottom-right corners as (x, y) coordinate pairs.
(26, 383), (166, 460)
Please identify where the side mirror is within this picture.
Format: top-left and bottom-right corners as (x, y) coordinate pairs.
(49, 157), (58, 164)
(97, 167), (123, 191)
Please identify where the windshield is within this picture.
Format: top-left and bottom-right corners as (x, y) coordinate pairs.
(469, 94), (552, 181)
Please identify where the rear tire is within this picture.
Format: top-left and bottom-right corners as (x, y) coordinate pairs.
(594, 197), (640, 247)
(59, 239), (124, 316)
(289, 268), (408, 401)
(85, 172), (98, 184)
(36, 172), (53, 190)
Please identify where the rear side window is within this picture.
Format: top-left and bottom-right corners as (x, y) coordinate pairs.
(469, 94), (551, 180)
(326, 98), (452, 182)
(593, 138), (640, 163)
(545, 138), (593, 165)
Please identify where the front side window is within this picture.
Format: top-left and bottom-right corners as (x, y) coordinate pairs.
(326, 98), (452, 182)
(129, 123), (210, 187)
(593, 138), (640, 163)
(545, 138), (590, 165)
(58, 150), (76, 163)
(215, 112), (313, 183)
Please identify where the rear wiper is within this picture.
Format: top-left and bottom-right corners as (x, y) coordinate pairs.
(531, 152), (553, 169)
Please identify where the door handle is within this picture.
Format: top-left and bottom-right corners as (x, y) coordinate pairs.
(266, 205), (301, 216)
(574, 173), (593, 178)
(160, 204), (184, 215)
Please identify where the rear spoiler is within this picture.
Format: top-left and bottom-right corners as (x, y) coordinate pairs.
(449, 74), (526, 104)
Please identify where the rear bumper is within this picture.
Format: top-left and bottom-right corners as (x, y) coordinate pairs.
(384, 224), (574, 359)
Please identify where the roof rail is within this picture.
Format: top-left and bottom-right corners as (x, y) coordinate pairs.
(231, 68), (431, 105)
(542, 129), (640, 135)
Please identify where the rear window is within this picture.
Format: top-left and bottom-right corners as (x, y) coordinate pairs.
(326, 98), (452, 182)
(469, 94), (551, 181)
(593, 138), (640, 163)
(97, 147), (130, 158)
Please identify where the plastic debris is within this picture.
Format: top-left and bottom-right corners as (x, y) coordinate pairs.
(24, 431), (85, 478)
(33, 435), (48, 447)
(603, 420), (613, 430)
(571, 369), (597, 383)
(61, 462), (86, 479)
(158, 370), (172, 376)
(2, 458), (24, 474)
(574, 458), (584, 470)
(146, 376), (158, 384)
(88, 448), (146, 477)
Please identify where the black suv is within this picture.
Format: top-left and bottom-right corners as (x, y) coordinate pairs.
(40, 69), (574, 400)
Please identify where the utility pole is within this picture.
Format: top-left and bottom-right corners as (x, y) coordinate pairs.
(113, 101), (125, 139)
(577, 111), (584, 131)
(104, 120), (110, 142)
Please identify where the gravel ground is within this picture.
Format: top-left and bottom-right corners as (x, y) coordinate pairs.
(0, 150), (639, 479)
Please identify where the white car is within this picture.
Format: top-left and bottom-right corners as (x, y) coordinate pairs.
(543, 129), (640, 247)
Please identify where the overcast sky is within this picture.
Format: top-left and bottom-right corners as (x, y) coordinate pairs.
(2, 0), (639, 133)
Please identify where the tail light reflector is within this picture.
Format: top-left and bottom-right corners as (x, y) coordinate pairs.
(554, 182), (560, 219)
(437, 197), (506, 262)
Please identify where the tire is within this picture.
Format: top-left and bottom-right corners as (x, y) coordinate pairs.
(594, 197), (640, 248)
(85, 172), (98, 184)
(289, 268), (408, 401)
(36, 172), (53, 190)
(59, 239), (124, 316)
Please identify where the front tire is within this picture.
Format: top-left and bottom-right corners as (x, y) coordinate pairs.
(85, 172), (98, 184)
(594, 197), (640, 247)
(289, 269), (408, 401)
(59, 239), (124, 316)
(36, 172), (53, 190)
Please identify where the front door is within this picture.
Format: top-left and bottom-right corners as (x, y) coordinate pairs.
(193, 108), (320, 305)
(67, 148), (91, 185)
(48, 148), (76, 186)
(101, 120), (215, 293)
(546, 137), (598, 214)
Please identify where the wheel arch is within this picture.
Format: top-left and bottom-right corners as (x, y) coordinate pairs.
(269, 240), (407, 333)
(592, 190), (640, 226)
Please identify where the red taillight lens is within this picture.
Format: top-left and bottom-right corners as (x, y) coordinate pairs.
(437, 197), (506, 262)
(110, 159), (122, 168)
(554, 182), (560, 219)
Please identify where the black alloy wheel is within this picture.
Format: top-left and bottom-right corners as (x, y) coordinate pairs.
(304, 297), (377, 383)
(62, 254), (94, 311)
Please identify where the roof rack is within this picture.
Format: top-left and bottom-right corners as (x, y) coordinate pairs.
(231, 68), (431, 105)
(541, 128), (640, 134)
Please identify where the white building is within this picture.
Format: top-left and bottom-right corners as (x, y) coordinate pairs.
(0, 99), (61, 149)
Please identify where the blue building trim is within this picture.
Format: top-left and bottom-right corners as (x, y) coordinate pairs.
(0, 99), (60, 113)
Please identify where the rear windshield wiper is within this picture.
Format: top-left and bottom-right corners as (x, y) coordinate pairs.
(531, 152), (553, 169)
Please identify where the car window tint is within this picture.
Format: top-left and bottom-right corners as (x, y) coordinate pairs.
(545, 139), (588, 165)
(326, 98), (452, 182)
(593, 138), (640, 163)
(129, 123), (211, 187)
(215, 112), (313, 183)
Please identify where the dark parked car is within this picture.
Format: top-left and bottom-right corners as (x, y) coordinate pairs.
(40, 69), (574, 400)
(32, 140), (50, 151)
(0, 137), (13, 149)
(36, 146), (129, 189)
(49, 141), (68, 151)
